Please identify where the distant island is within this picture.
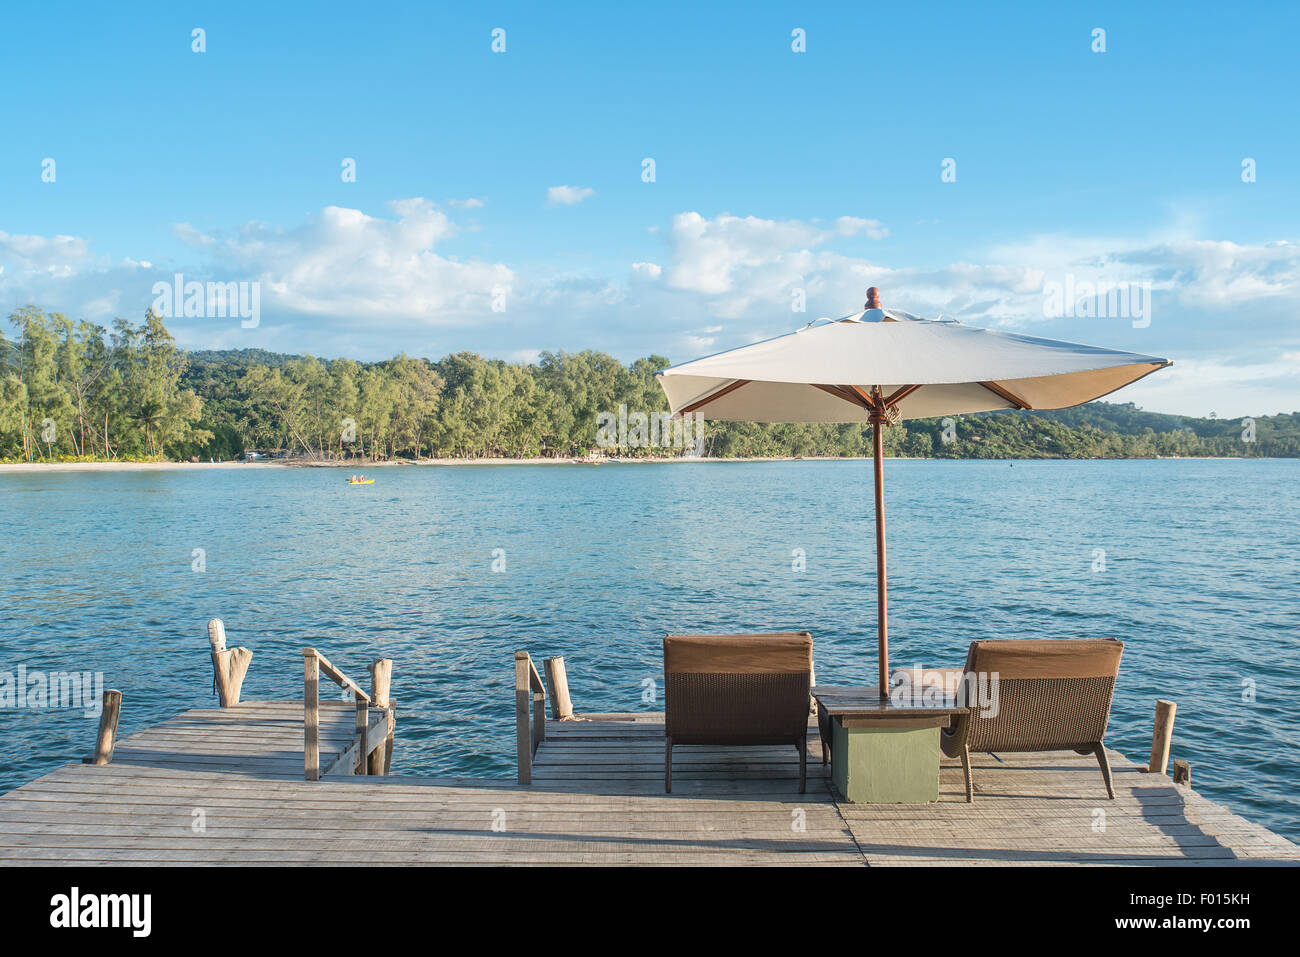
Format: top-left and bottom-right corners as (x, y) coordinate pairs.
(3, 305), (1298, 463)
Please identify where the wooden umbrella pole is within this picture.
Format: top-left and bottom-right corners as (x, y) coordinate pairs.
(870, 398), (889, 695)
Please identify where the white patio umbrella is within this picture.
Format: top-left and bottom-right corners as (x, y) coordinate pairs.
(656, 289), (1172, 692)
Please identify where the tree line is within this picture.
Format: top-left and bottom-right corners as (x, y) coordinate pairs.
(3, 306), (1298, 462)
(1, 306), (208, 461)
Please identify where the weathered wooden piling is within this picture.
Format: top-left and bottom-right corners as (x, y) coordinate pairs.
(1173, 758), (1191, 786)
(82, 689), (121, 766)
(367, 658), (393, 775)
(543, 656), (574, 721)
(208, 618), (253, 707)
(1147, 698), (1177, 774)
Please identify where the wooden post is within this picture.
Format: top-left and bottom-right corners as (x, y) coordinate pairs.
(515, 651), (532, 784)
(367, 658), (393, 775)
(303, 649), (319, 781)
(354, 690), (369, 775)
(208, 618), (252, 707)
(543, 656), (574, 721)
(870, 400), (889, 695)
(530, 657), (546, 755)
(1173, 759), (1191, 786)
(82, 690), (121, 766)
(1147, 699), (1176, 774)
(381, 700), (395, 775)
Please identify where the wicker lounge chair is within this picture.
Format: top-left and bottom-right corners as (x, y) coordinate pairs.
(663, 632), (813, 793)
(937, 638), (1124, 802)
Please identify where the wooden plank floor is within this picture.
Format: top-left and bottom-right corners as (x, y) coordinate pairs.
(107, 701), (389, 777)
(847, 752), (1300, 866)
(0, 705), (1296, 866)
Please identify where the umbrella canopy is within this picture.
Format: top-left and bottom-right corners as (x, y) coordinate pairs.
(656, 290), (1172, 692)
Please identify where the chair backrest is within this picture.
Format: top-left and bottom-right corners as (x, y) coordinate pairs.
(960, 638), (1123, 752)
(664, 633), (812, 743)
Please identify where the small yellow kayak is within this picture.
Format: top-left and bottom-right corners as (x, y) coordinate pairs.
(345, 479), (374, 485)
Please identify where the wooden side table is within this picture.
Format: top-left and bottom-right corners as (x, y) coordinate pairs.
(813, 685), (967, 803)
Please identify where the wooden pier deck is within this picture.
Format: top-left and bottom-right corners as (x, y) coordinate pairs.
(1, 704), (1297, 866)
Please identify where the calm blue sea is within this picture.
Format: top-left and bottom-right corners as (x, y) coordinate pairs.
(1, 459), (1297, 840)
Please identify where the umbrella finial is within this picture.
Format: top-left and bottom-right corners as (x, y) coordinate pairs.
(864, 287), (882, 309)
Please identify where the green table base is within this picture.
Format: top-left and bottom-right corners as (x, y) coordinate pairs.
(831, 717), (941, 803)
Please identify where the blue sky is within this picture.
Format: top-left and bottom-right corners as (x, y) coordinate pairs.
(2, 1), (1298, 416)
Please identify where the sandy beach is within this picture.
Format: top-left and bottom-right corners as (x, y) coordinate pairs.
(0, 456), (852, 473)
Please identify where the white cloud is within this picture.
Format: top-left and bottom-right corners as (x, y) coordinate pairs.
(648, 211), (1300, 414)
(1120, 355), (1300, 419)
(0, 230), (95, 277)
(4, 204), (1297, 417)
(448, 197), (485, 209)
(176, 198), (513, 322)
(664, 211), (828, 297)
(834, 216), (889, 239)
(546, 185), (595, 206)
(171, 223), (217, 248)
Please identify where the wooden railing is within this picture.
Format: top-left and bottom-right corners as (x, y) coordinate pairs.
(515, 651), (546, 784)
(303, 648), (394, 781)
(516, 652), (579, 784)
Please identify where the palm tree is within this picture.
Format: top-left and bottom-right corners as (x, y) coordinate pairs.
(133, 399), (164, 457)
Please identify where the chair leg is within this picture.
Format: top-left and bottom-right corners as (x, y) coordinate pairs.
(665, 736), (672, 794)
(1093, 743), (1115, 799)
(798, 736), (807, 794)
(960, 745), (973, 803)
